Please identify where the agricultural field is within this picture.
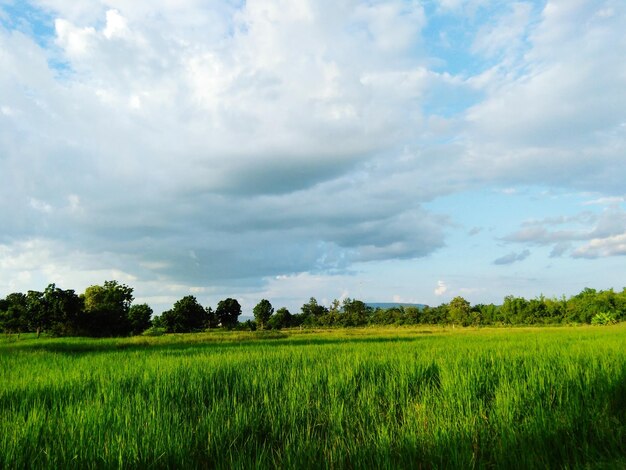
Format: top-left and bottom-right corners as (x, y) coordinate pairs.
(1, 325), (626, 469)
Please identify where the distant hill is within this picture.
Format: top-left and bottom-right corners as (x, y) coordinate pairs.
(366, 302), (427, 310)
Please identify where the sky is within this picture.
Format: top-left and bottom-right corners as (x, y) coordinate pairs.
(1, 0), (625, 315)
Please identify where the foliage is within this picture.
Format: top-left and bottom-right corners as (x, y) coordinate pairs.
(127, 303), (153, 335)
(141, 326), (166, 336)
(297, 297), (328, 326)
(0, 293), (28, 335)
(42, 284), (83, 336)
(81, 280), (134, 337)
(3, 283), (626, 337)
(267, 307), (292, 330)
(206, 307), (219, 329)
(448, 296), (471, 326)
(253, 299), (273, 330)
(215, 298), (241, 329)
(161, 295), (207, 333)
(591, 312), (617, 326)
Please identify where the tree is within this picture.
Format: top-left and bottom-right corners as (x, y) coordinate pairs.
(298, 297), (328, 326)
(25, 290), (46, 338)
(499, 295), (528, 325)
(161, 296), (207, 333)
(206, 306), (219, 329)
(403, 306), (422, 325)
(253, 299), (273, 330)
(128, 303), (153, 335)
(341, 298), (369, 326)
(151, 315), (164, 329)
(42, 284), (83, 336)
(474, 303), (498, 325)
(216, 298), (241, 329)
(0, 293), (28, 336)
(0, 297), (8, 332)
(566, 288), (602, 324)
(81, 280), (134, 337)
(448, 296), (471, 327)
(268, 307), (292, 330)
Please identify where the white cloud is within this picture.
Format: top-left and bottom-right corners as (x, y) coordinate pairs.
(434, 280), (448, 296)
(573, 233), (626, 258)
(54, 18), (96, 58)
(0, 0), (625, 307)
(472, 2), (533, 60)
(583, 196), (625, 206)
(102, 9), (129, 39)
(459, 0), (626, 192)
(29, 198), (53, 214)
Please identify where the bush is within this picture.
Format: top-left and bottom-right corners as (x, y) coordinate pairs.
(142, 326), (167, 336)
(591, 312), (616, 326)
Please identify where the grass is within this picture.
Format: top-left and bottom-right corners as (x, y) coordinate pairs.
(1, 325), (625, 468)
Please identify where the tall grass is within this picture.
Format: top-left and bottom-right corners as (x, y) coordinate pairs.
(1, 325), (625, 468)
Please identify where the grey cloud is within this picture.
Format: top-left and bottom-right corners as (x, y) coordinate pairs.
(572, 234), (626, 259)
(549, 242), (571, 258)
(2, 0), (626, 306)
(493, 249), (530, 265)
(502, 207), (626, 260)
(520, 212), (597, 227)
(503, 227), (587, 245)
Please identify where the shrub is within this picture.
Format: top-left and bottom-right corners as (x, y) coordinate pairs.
(591, 312), (616, 326)
(142, 326), (166, 336)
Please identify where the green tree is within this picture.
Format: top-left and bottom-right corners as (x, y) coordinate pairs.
(526, 297), (548, 324)
(448, 296), (471, 327)
(474, 304), (497, 325)
(298, 297), (328, 326)
(268, 307), (292, 330)
(25, 290), (46, 337)
(0, 293), (28, 336)
(216, 298), (241, 329)
(499, 295), (528, 325)
(128, 303), (153, 335)
(151, 315), (164, 329)
(206, 306), (219, 329)
(341, 298), (369, 326)
(403, 306), (422, 325)
(42, 284), (83, 336)
(161, 296), (207, 333)
(253, 299), (274, 330)
(566, 288), (606, 324)
(81, 280), (134, 337)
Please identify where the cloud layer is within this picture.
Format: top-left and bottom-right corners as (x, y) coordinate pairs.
(1, 0), (625, 308)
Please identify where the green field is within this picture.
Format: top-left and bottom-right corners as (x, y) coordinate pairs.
(2, 325), (626, 469)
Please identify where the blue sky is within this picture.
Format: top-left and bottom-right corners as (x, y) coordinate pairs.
(1, 0), (625, 314)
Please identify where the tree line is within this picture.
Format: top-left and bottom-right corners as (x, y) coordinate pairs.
(1, 281), (625, 337)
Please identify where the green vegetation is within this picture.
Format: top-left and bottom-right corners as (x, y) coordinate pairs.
(2, 283), (626, 338)
(2, 325), (625, 468)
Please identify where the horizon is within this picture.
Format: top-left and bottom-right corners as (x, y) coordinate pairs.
(1, 0), (625, 315)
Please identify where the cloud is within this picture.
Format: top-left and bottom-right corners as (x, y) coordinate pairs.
(493, 249), (530, 265)
(471, 2), (533, 60)
(583, 196), (625, 206)
(572, 234), (626, 259)
(0, 1), (456, 300)
(459, 0), (626, 193)
(0, 0), (625, 308)
(502, 206), (626, 259)
(434, 280), (448, 296)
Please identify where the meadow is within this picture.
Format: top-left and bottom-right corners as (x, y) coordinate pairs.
(1, 325), (625, 469)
